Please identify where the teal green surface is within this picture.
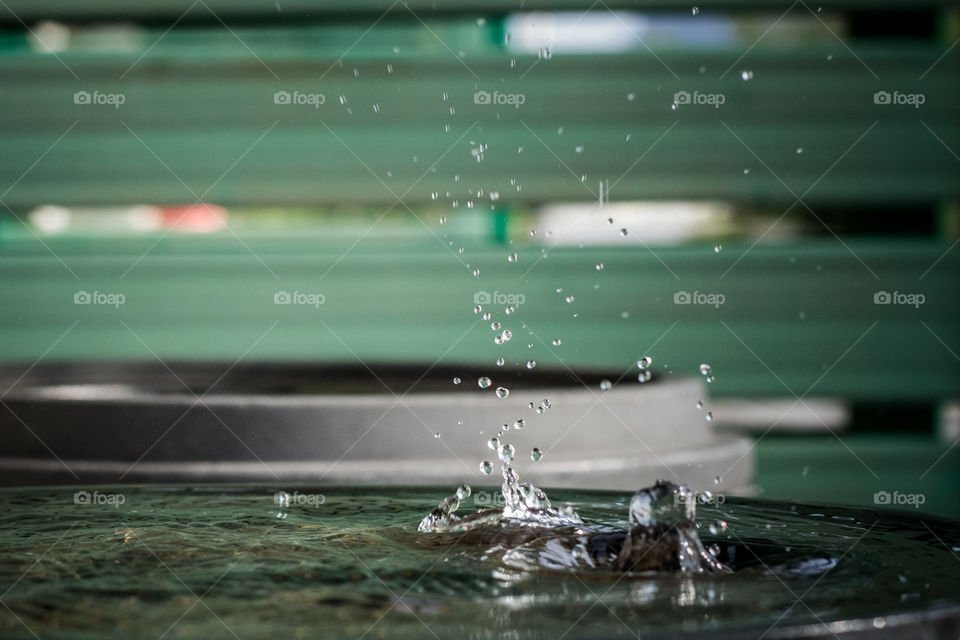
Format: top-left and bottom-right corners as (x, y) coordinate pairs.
(0, 44), (956, 208)
(0, 235), (956, 400)
(755, 434), (960, 518)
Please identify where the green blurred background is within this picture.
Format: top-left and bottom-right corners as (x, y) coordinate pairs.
(0, 1), (958, 514)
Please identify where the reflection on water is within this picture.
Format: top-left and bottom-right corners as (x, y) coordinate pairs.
(0, 485), (958, 639)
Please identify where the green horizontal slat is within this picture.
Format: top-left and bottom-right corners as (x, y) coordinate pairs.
(0, 238), (956, 400)
(0, 46), (957, 208)
(0, 0), (956, 24)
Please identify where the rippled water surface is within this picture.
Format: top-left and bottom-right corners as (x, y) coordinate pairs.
(1, 485), (958, 639)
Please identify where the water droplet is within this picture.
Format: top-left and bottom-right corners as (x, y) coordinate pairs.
(705, 411), (713, 422)
(600, 379), (612, 391)
(638, 370), (652, 383)
(575, 145), (583, 153)
(796, 147), (803, 154)
(741, 70), (754, 81)
(495, 357), (505, 367)
(487, 437), (500, 450)
(620, 228), (628, 237)
(627, 93), (636, 102)
(696, 400), (703, 409)
(494, 336), (503, 345)
(552, 338), (562, 346)
(476, 17), (486, 26)
(498, 443), (516, 462)
(491, 321), (502, 331)
(709, 520), (728, 535)
(478, 376), (492, 389)
(565, 295), (575, 303)
(637, 356), (653, 369)
(692, 6), (699, 15)
(504, 305), (515, 315)
(507, 252), (517, 262)
(495, 386), (510, 399)
(439, 216), (446, 224)
(743, 168), (750, 175)
(705, 374), (715, 383)
(514, 419), (524, 430)
(595, 263), (604, 271)
(472, 268), (480, 277)
(699, 363), (712, 376)
(671, 102), (678, 111)
(714, 244), (722, 253)
(434, 432), (441, 438)
(480, 460), (493, 475)
(482, 312), (491, 321)
(714, 476), (721, 485)
(453, 377), (462, 385)
(526, 360), (537, 369)
(531, 447), (543, 462)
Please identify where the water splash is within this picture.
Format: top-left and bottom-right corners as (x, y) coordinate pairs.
(420, 472), (729, 575)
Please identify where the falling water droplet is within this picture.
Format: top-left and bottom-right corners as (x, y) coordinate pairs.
(478, 376), (492, 389)
(796, 147), (803, 154)
(705, 411), (714, 422)
(482, 312), (491, 321)
(696, 400), (703, 409)
(692, 6), (700, 15)
(552, 338), (562, 346)
(498, 443), (516, 462)
(496, 357), (505, 367)
(620, 228), (628, 237)
(453, 377), (462, 385)
(491, 321), (502, 331)
(714, 244), (723, 253)
(434, 432), (441, 438)
(714, 476), (721, 485)
(706, 374), (716, 383)
(600, 379), (612, 391)
(741, 70), (754, 81)
(501, 330), (512, 341)
(531, 447), (543, 462)
(638, 370), (652, 383)
(637, 356), (653, 369)
(514, 419), (524, 430)
(487, 437), (500, 450)
(495, 386), (510, 399)
(595, 263), (604, 271)
(480, 460), (493, 475)
(575, 145), (583, 153)
(526, 360), (537, 369)
(699, 363), (712, 376)
(709, 520), (728, 535)
(565, 295), (575, 303)
(507, 253), (518, 262)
